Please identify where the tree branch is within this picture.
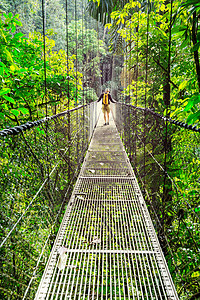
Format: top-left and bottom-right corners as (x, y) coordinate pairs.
(152, 57), (179, 89)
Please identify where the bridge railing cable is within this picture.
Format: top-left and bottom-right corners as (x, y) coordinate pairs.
(116, 102), (200, 133)
(0, 102), (100, 299)
(112, 102), (200, 298)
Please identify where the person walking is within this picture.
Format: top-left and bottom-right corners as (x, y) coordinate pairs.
(97, 88), (116, 125)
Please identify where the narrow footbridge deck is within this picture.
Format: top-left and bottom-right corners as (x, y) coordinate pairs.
(35, 113), (178, 299)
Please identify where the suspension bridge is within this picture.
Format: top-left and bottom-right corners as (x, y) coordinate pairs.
(0, 0), (200, 299)
(34, 104), (178, 299)
(0, 99), (199, 299)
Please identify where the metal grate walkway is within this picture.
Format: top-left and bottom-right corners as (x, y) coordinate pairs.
(35, 112), (178, 300)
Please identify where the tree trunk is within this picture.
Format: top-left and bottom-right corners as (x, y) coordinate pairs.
(192, 12), (200, 93)
(103, 26), (107, 41)
(163, 81), (170, 108)
(161, 2), (173, 253)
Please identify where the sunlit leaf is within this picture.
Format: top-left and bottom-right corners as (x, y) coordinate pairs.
(11, 109), (20, 117)
(187, 110), (200, 123)
(179, 80), (187, 91)
(0, 88), (11, 96)
(3, 95), (16, 104)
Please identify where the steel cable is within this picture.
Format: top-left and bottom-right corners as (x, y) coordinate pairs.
(0, 104), (90, 138)
(117, 102), (200, 133)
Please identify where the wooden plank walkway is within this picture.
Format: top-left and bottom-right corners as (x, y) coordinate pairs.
(35, 112), (178, 299)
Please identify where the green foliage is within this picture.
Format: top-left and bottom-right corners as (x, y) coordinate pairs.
(67, 19), (106, 93)
(87, 0), (129, 25)
(0, 0), (199, 299)
(104, 0), (200, 119)
(0, 2), (106, 299)
(102, 0), (200, 298)
(80, 87), (98, 103)
(0, 13), (83, 129)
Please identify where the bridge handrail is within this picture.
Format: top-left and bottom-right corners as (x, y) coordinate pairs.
(116, 102), (200, 133)
(0, 103), (90, 138)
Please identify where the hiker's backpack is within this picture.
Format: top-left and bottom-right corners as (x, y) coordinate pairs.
(103, 92), (109, 105)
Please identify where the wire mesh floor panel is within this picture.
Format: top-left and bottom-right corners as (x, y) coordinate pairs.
(89, 144), (123, 151)
(39, 253), (171, 300)
(62, 199), (157, 252)
(35, 114), (178, 299)
(75, 178), (142, 202)
(81, 168), (132, 177)
(87, 151), (127, 162)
